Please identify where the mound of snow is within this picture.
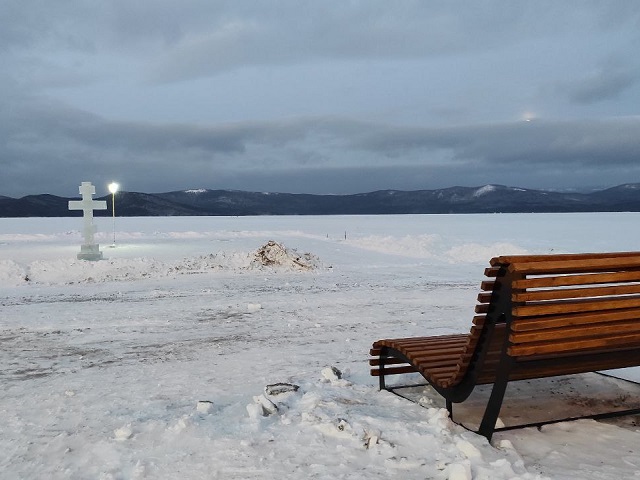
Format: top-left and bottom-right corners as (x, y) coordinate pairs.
(0, 241), (323, 286)
(250, 240), (321, 270)
(0, 260), (28, 286)
(236, 369), (540, 479)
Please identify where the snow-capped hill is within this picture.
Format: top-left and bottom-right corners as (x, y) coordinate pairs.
(3, 184), (640, 216)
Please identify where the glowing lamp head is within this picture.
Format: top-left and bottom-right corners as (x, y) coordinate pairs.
(108, 182), (119, 194)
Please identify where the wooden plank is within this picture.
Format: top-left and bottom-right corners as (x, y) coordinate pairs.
(419, 367), (458, 380)
(512, 346), (640, 364)
(374, 334), (466, 348)
(477, 292), (493, 303)
(505, 359), (635, 381)
(415, 362), (466, 373)
(472, 315), (486, 325)
(475, 304), (490, 314)
(484, 267), (500, 277)
(369, 357), (408, 366)
(398, 339), (470, 350)
(508, 350), (640, 380)
(513, 296), (640, 317)
(508, 256), (640, 275)
(392, 340), (468, 351)
(492, 251), (640, 267)
(512, 283), (640, 302)
(400, 347), (468, 359)
(411, 352), (469, 363)
(508, 332), (640, 356)
(512, 271), (640, 289)
(370, 366), (416, 376)
(510, 319), (640, 344)
(395, 338), (469, 350)
(480, 280), (496, 291)
(511, 308), (640, 332)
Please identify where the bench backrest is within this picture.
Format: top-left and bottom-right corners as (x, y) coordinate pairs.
(483, 252), (640, 368)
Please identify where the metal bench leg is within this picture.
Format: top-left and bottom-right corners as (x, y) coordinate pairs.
(379, 346), (387, 390)
(478, 358), (514, 441)
(478, 380), (507, 441)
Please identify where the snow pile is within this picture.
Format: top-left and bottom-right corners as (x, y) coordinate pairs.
(235, 369), (542, 479)
(0, 241), (322, 286)
(250, 240), (321, 270)
(0, 260), (28, 286)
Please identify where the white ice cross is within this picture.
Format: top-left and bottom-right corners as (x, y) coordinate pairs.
(68, 182), (107, 247)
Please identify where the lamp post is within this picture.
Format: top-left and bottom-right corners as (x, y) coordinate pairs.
(108, 182), (119, 246)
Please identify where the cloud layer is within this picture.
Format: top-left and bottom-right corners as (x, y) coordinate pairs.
(1, 1), (640, 197)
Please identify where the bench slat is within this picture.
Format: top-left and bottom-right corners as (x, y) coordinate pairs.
(472, 315), (486, 325)
(369, 357), (409, 366)
(370, 365), (416, 376)
(510, 319), (640, 344)
(512, 271), (640, 289)
(512, 283), (640, 302)
(401, 344), (468, 354)
(511, 307), (640, 332)
(477, 292), (493, 303)
(508, 332), (640, 356)
(484, 267), (500, 277)
(475, 304), (490, 314)
(373, 334), (464, 348)
(492, 251), (640, 267)
(513, 296), (640, 317)
(504, 350), (640, 381)
(481, 281), (495, 291)
(508, 256), (640, 275)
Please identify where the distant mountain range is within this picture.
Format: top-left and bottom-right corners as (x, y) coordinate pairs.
(3, 184), (640, 217)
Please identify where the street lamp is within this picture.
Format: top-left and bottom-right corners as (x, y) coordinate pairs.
(108, 182), (119, 246)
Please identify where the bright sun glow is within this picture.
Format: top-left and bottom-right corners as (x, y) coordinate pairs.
(108, 182), (119, 194)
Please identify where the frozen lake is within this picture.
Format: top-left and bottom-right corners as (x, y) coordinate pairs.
(2, 213), (640, 479)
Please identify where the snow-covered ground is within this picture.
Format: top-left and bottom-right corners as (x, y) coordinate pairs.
(2, 213), (640, 479)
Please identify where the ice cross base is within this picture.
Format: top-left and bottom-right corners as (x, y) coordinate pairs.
(68, 182), (107, 261)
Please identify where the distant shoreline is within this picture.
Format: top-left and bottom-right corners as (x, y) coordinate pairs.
(2, 183), (640, 217)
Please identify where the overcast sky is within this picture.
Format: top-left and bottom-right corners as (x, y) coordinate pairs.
(2, 1), (640, 198)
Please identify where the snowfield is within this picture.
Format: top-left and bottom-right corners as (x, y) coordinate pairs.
(2, 213), (640, 479)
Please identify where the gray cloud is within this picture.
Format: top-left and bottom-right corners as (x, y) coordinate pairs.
(356, 119), (640, 166)
(145, 2), (640, 83)
(4, 1), (638, 82)
(2, 1), (640, 197)
(2, 93), (640, 197)
(560, 59), (640, 105)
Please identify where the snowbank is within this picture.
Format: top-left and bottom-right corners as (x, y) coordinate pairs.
(1, 241), (323, 286)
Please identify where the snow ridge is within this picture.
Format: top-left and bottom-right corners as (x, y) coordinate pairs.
(3, 241), (322, 286)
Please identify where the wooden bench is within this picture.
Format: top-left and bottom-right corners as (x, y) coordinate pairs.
(370, 252), (640, 440)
